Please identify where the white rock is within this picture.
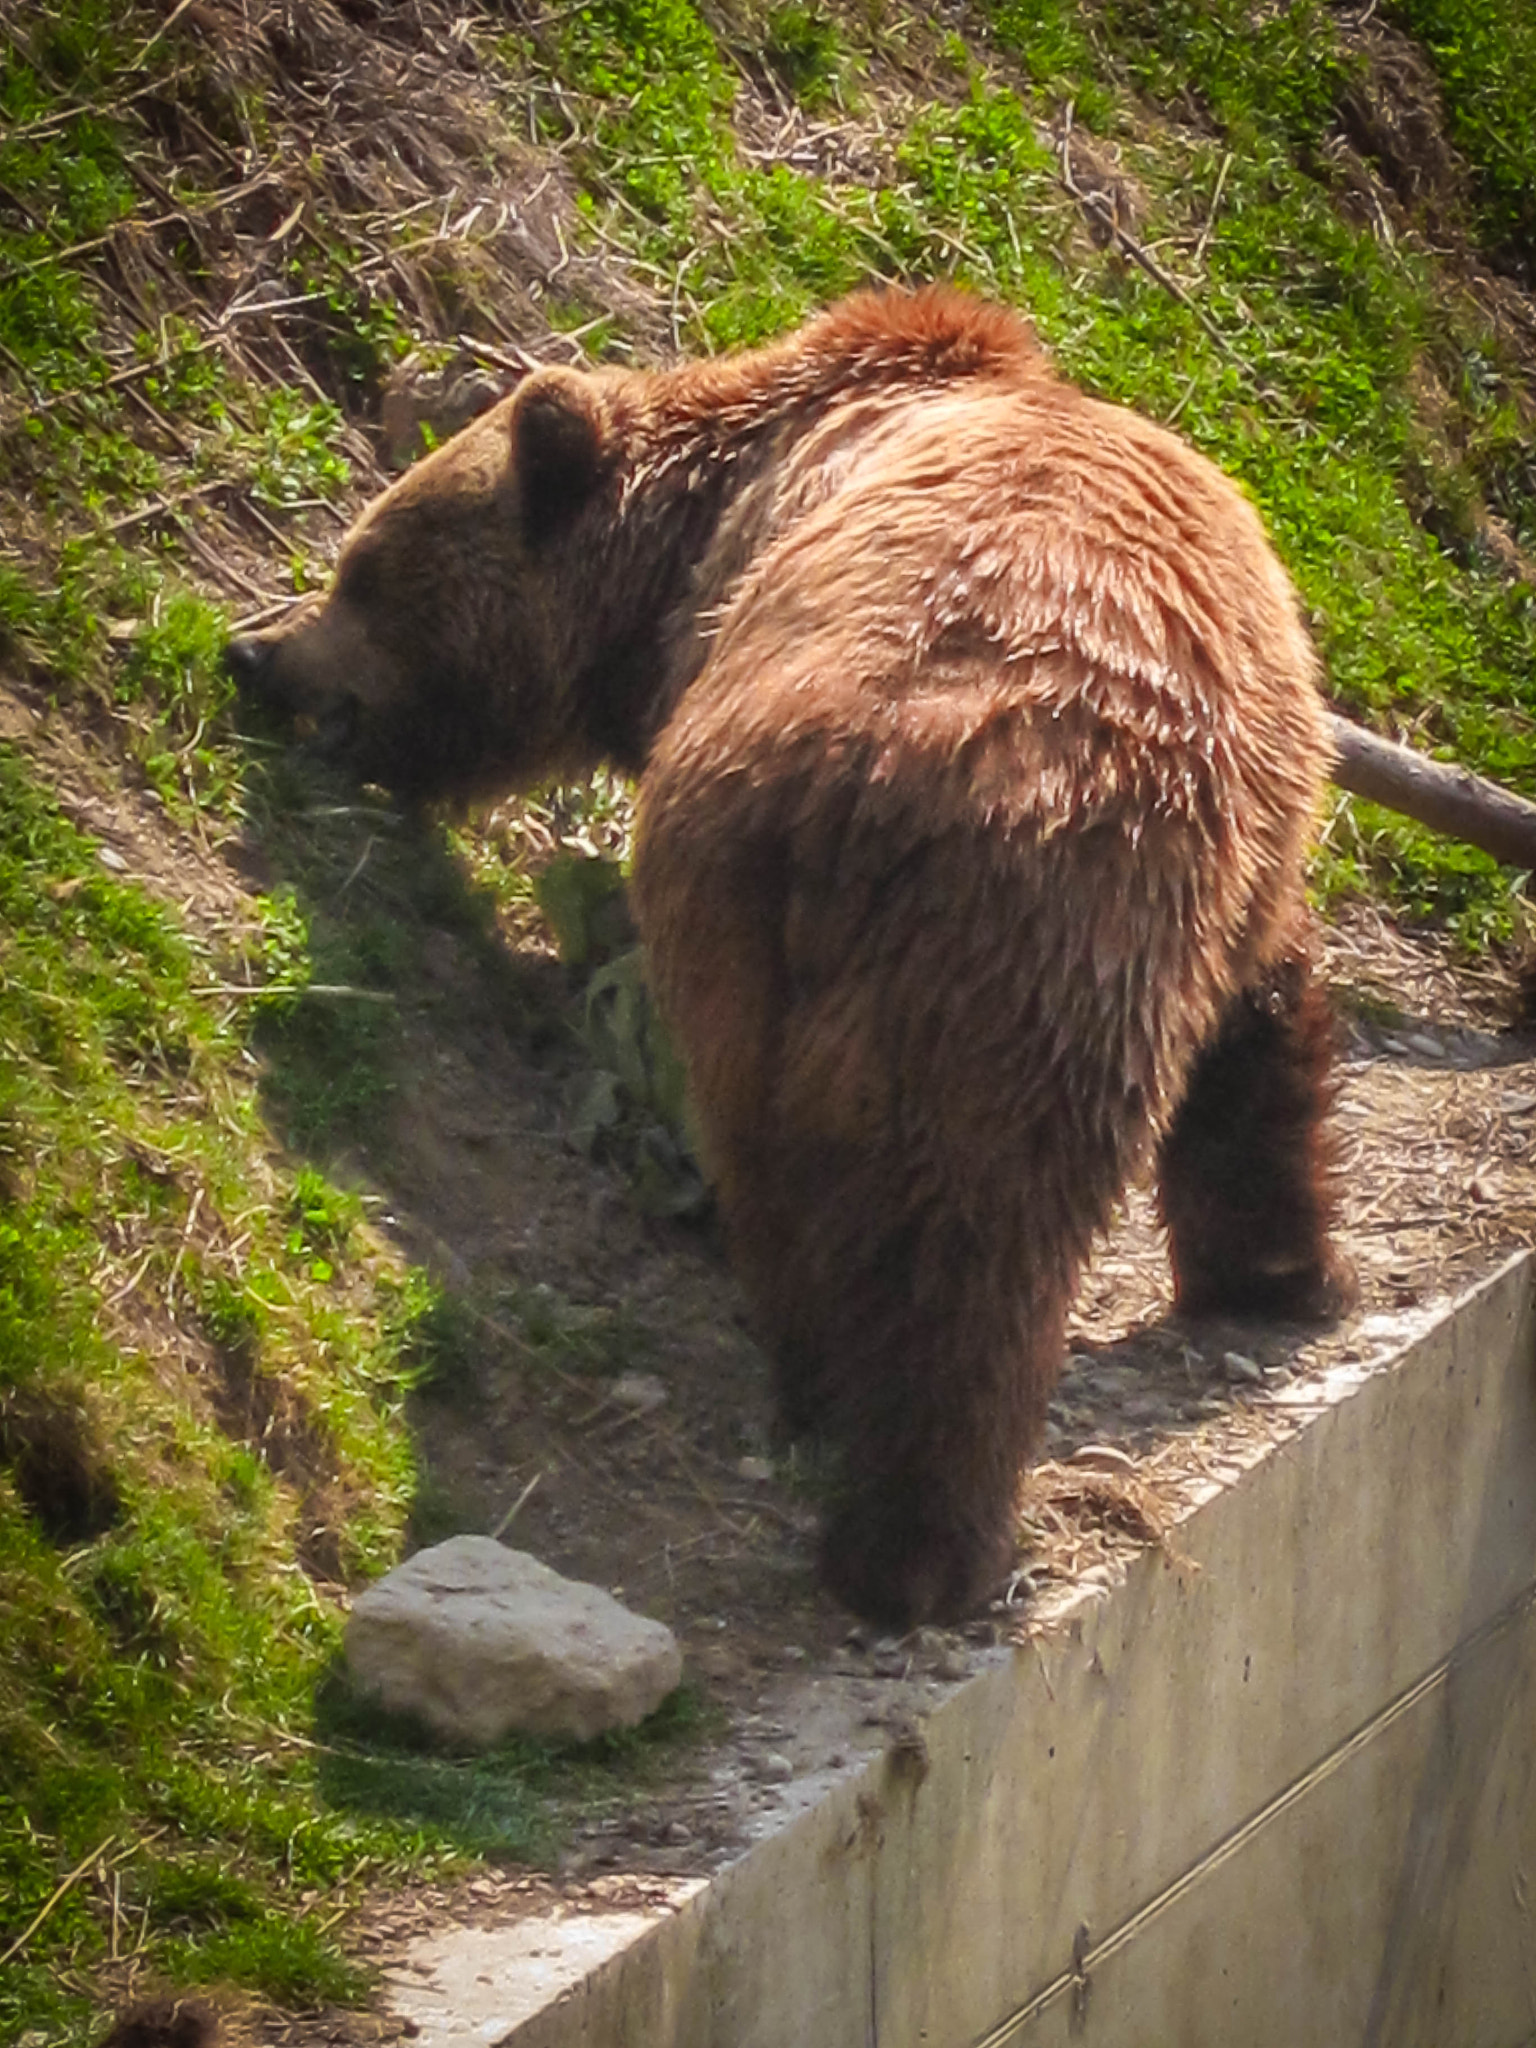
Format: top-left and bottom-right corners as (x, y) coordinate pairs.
(608, 1372), (668, 1413)
(345, 1536), (682, 1746)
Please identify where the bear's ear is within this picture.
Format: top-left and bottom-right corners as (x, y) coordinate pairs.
(510, 371), (611, 539)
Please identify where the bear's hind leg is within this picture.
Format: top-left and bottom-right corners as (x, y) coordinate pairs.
(637, 820), (1124, 1628)
(811, 1238), (1072, 1629)
(1158, 950), (1355, 1321)
(725, 1128), (1087, 1630)
(715, 957), (1144, 1628)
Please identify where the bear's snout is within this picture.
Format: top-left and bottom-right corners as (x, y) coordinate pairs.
(222, 628), (361, 754)
(224, 635), (275, 693)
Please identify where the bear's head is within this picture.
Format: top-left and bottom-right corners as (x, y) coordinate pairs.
(226, 366), (622, 802)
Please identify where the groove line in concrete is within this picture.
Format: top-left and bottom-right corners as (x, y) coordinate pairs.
(970, 1576), (1536, 2047)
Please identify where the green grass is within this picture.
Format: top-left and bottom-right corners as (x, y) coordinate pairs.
(314, 1677), (712, 1861)
(0, 749), (429, 2037)
(759, 4), (851, 113)
(0, 746), (703, 2043)
(1094, 0), (1352, 149)
(1384, 0), (1536, 277)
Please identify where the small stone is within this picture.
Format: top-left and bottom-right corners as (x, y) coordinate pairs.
(755, 1751), (794, 1783)
(1405, 1032), (1444, 1059)
(345, 1535), (682, 1746)
(663, 1819), (694, 1844)
(1122, 1393), (1174, 1424)
(96, 844), (128, 872)
(609, 1372), (668, 1413)
(735, 1455), (774, 1483)
(1085, 1365), (1141, 1399)
(1222, 1350), (1263, 1384)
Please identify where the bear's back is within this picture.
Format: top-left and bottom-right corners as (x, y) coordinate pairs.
(679, 375), (1327, 823)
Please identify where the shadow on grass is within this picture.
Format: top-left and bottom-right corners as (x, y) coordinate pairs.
(236, 735), (569, 1164)
(312, 1660), (712, 1862)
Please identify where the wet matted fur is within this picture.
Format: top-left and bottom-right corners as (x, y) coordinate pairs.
(230, 287), (1352, 1626)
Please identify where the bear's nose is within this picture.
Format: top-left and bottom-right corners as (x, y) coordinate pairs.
(224, 636), (274, 691)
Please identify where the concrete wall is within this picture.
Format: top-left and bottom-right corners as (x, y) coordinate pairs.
(501, 1254), (1536, 2048)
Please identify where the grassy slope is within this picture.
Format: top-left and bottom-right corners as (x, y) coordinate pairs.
(1, 0), (1534, 2037)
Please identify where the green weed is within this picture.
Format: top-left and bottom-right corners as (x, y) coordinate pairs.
(1385, 0), (1536, 275)
(1098, 0), (1352, 149)
(976, 0), (1115, 125)
(387, 1271), (486, 1407)
(760, 4), (850, 112)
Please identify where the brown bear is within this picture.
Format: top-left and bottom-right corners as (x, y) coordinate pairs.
(228, 287), (1352, 1627)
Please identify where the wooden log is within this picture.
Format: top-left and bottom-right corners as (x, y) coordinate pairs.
(1327, 714), (1536, 873)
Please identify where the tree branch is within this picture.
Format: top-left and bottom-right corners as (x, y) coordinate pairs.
(1328, 714), (1536, 873)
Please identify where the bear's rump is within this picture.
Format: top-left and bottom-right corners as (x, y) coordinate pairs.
(636, 675), (1248, 1247)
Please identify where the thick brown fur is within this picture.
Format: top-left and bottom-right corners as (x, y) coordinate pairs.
(1159, 954), (1355, 1320)
(230, 287), (1351, 1627)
